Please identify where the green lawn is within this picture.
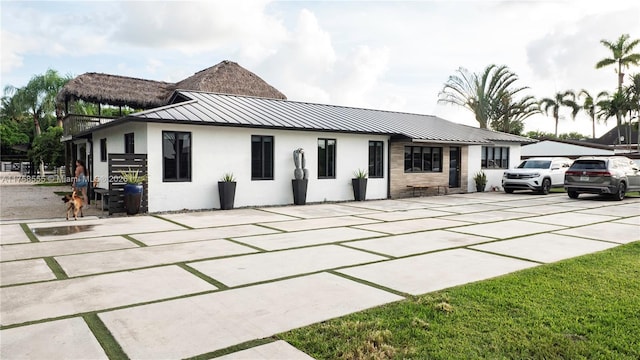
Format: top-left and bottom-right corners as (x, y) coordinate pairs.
(279, 242), (640, 359)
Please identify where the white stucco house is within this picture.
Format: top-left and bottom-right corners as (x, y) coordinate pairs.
(68, 90), (532, 213)
(57, 61), (533, 214)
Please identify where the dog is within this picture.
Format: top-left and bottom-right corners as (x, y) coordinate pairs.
(62, 191), (84, 220)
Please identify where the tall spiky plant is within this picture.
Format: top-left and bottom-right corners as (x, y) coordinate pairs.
(540, 91), (579, 137)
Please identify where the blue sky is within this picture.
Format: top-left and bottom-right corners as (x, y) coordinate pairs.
(2, 0), (639, 137)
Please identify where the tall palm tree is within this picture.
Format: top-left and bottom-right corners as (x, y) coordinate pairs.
(624, 73), (640, 148)
(11, 69), (69, 137)
(5, 69), (70, 175)
(598, 90), (630, 145)
(438, 64), (527, 129)
(540, 91), (579, 137)
(578, 89), (608, 139)
(596, 34), (640, 90)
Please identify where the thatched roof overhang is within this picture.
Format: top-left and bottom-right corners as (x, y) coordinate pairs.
(56, 73), (173, 109)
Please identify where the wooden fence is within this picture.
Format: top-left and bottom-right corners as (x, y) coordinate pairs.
(108, 153), (148, 215)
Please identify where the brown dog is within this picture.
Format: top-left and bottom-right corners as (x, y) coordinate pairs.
(62, 191), (84, 220)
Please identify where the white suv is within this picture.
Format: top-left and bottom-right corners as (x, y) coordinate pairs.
(502, 157), (572, 195)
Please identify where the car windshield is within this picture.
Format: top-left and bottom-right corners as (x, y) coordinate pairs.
(570, 160), (607, 170)
(517, 160), (551, 169)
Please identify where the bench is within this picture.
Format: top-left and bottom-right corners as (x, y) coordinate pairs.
(406, 184), (448, 197)
(93, 188), (110, 211)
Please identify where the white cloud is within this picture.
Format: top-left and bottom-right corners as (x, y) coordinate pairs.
(112, 1), (287, 56)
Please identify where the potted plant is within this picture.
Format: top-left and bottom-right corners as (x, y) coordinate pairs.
(474, 170), (487, 192)
(218, 172), (236, 210)
(120, 168), (147, 215)
(292, 148), (309, 205)
(352, 169), (368, 201)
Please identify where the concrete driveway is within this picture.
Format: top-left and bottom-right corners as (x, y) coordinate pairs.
(1, 192), (639, 359)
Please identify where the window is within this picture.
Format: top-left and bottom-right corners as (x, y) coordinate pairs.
(124, 133), (135, 154)
(251, 135), (274, 180)
(404, 146), (442, 172)
(368, 141), (384, 178)
(481, 146), (510, 169)
(100, 138), (107, 162)
(318, 138), (336, 178)
(163, 131), (191, 181)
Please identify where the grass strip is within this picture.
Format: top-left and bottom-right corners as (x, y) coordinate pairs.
(178, 263), (229, 290)
(19, 223), (39, 243)
(280, 242), (640, 359)
(150, 214), (193, 229)
(186, 338), (275, 360)
(44, 257), (68, 279)
(122, 234), (147, 247)
(83, 313), (129, 360)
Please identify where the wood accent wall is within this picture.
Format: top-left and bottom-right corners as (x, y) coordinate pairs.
(389, 140), (468, 198)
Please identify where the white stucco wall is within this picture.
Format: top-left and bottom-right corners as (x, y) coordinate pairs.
(467, 143), (522, 192)
(91, 123), (148, 188)
(146, 123), (389, 212)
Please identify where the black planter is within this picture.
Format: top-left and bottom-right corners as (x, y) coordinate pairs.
(124, 184), (143, 215)
(292, 179), (308, 205)
(476, 183), (486, 192)
(352, 178), (367, 201)
(218, 181), (237, 210)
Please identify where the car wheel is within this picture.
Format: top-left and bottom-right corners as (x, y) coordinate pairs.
(505, 188), (514, 194)
(568, 191), (579, 199)
(540, 178), (551, 195)
(614, 182), (626, 201)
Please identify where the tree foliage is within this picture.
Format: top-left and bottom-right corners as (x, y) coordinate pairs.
(28, 126), (65, 168)
(540, 91), (579, 137)
(1, 69), (70, 174)
(596, 34), (640, 90)
(578, 89), (608, 139)
(438, 64), (531, 131)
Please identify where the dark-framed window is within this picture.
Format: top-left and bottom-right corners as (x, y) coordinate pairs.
(318, 138), (336, 178)
(404, 146), (442, 172)
(251, 135), (274, 180)
(124, 133), (135, 154)
(481, 146), (510, 169)
(368, 141), (384, 178)
(163, 131), (191, 182)
(100, 138), (107, 162)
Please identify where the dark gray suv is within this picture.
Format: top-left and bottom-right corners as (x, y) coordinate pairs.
(564, 156), (640, 200)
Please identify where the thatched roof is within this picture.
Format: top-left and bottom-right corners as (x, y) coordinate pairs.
(56, 73), (173, 109)
(175, 61), (286, 100)
(56, 60), (286, 110)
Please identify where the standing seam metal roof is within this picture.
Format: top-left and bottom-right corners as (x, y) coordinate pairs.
(129, 90), (535, 144)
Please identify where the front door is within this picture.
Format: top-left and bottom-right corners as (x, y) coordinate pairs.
(449, 147), (460, 188)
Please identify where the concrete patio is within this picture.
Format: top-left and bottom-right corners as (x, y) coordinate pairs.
(1, 192), (638, 359)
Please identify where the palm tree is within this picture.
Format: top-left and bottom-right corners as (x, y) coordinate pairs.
(438, 64), (527, 129)
(596, 34), (640, 90)
(490, 93), (539, 135)
(624, 73), (640, 148)
(540, 91), (579, 137)
(578, 89), (608, 139)
(598, 90), (630, 145)
(9, 69), (69, 137)
(5, 69), (70, 175)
